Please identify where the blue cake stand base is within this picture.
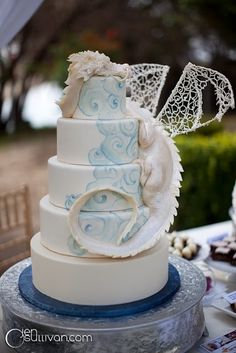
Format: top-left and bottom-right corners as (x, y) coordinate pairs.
(0, 256), (206, 353)
(18, 264), (180, 318)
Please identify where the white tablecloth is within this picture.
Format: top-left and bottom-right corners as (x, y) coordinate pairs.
(0, 221), (236, 352)
(185, 221), (236, 352)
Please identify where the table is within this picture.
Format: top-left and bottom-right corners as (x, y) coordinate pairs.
(0, 220), (236, 353)
(183, 220), (236, 352)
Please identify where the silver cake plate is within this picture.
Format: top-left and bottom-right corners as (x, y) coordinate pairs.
(0, 256), (206, 353)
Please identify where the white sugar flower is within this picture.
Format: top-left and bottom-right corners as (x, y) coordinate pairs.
(58, 50), (130, 118)
(67, 50), (129, 81)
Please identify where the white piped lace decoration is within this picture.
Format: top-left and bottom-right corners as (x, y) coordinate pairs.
(157, 63), (235, 137)
(127, 64), (169, 114)
(118, 62), (234, 258)
(127, 62), (234, 137)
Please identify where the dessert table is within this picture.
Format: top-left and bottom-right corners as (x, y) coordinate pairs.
(0, 220), (236, 353)
(182, 220), (236, 352)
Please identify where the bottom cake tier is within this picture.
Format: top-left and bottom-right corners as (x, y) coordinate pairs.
(31, 233), (169, 305)
(1, 256), (206, 353)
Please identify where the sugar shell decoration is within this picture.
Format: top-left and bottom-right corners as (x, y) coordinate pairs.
(57, 50), (130, 119)
(59, 51), (234, 258)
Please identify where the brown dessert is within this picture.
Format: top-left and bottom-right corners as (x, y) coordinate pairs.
(211, 247), (231, 262)
(230, 302), (236, 312)
(210, 236), (236, 266)
(231, 253), (236, 266)
(210, 241), (228, 254)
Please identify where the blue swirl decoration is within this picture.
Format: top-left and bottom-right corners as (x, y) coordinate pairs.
(78, 77), (126, 119)
(65, 193), (81, 210)
(65, 166), (142, 212)
(77, 206), (149, 245)
(67, 235), (87, 256)
(88, 120), (138, 165)
(82, 166), (142, 211)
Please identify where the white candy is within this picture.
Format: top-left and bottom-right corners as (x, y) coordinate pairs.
(182, 246), (192, 259)
(174, 237), (184, 244)
(174, 242), (184, 251)
(188, 242), (197, 254)
(173, 249), (182, 257)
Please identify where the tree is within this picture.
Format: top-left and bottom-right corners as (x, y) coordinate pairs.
(0, 0), (235, 134)
(0, 0), (114, 133)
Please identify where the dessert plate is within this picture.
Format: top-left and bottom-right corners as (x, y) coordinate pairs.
(168, 232), (210, 262)
(206, 257), (236, 274)
(206, 234), (236, 274)
(211, 297), (236, 319)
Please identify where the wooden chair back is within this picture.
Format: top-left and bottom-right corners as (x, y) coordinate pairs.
(0, 185), (33, 274)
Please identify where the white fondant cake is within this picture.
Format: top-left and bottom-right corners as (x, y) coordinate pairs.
(31, 233), (169, 305)
(48, 156), (143, 211)
(30, 50), (180, 306)
(30, 50), (234, 307)
(57, 118), (139, 165)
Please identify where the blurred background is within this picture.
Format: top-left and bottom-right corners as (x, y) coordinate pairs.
(1, 0), (236, 233)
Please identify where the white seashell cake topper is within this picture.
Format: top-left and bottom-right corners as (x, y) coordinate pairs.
(58, 51), (234, 258)
(57, 50), (130, 119)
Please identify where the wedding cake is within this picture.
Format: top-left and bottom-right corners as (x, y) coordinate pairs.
(30, 50), (234, 308)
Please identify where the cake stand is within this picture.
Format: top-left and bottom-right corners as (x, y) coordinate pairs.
(0, 256), (206, 353)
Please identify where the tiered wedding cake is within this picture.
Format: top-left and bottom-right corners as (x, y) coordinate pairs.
(30, 50), (234, 308)
(30, 52), (177, 306)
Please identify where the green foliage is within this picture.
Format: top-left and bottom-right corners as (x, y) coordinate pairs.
(191, 120), (224, 136)
(174, 132), (236, 230)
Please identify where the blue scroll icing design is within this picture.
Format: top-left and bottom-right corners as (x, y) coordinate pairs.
(78, 77), (126, 119)
(84, 166), (142, 211)
(65, 193), (81, 210)
(65, 166), (142, 211)
(78, 206), (150, 245)
(67, 235), (87, 256)
(88, 120), (138, 165)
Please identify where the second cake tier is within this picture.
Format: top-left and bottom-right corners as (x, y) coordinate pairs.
(57, 118), (139, 165)
(48, 156), (143, 211)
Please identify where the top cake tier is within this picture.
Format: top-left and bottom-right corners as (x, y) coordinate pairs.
(57, 50), (130, 120)
(73, 76), (126, 120)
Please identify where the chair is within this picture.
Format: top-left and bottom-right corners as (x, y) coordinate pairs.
(0, 185), (33, 274)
